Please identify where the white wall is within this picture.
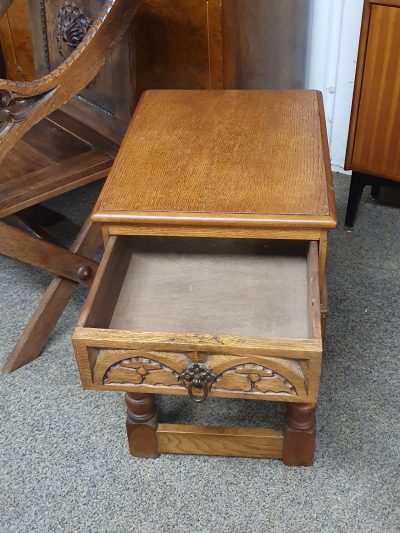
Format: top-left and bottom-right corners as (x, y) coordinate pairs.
(307, 0), (364, 170)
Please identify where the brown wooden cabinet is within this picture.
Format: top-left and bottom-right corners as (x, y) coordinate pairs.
(345, 0), (400, 226)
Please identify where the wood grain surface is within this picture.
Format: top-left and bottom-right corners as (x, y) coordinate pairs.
(349, 5), (400, 180)
(0, 220), (98, 284)
(0, 0), (141, 161)
(91, 345), (320, 403)
(157, 424), (284, 459)
(109, 238), (311, 339)
(134, 0), (223, 94)
(2, 218), (101, 374)
(94, 90), (336, 229)
(0, 0), (35, 82)
(0, 118), (112, 217)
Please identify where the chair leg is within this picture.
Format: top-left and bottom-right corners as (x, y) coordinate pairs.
(345, 173), (366, 228)
(2, 219), (101, 374)
(2, 278), (77, 373)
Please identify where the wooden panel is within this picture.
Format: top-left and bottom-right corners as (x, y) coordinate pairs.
(27, 0), (135, 142)
(156, 424), (284, 459)
(90, 347), (320, 403)
(349, 5), (400, 180)
(0, 152), (110, 217)
(105, 224), (323, 242)
(94, 90), (336, 229)
(0, 0), (35, 81)
(109, 239), (311, 339)
(369, 0), (400, 6)
(223, 0), (311, 90)
(0, 113), (113, 217)
(47, 110), (120, 159)
(1, 120), (91, 178)
(84, 236), (132, 329)
(307, 242), (322, 340)
(134, 0), (223, 95)
(74, 327), (322, 357)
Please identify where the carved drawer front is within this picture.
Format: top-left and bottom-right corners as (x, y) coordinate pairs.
(88, 348), (316, 403)
(73, 236), (323, 404)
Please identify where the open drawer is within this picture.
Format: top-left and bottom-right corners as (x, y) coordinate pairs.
(73, 237), (323, 404)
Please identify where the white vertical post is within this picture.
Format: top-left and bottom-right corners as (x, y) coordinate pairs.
(307, 0), (363, 169)
(307, 0), (345, 143)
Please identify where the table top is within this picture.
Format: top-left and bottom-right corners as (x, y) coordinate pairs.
(93, 90), (336, 229)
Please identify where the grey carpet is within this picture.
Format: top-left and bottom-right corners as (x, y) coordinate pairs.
(0, 174), (399, 533)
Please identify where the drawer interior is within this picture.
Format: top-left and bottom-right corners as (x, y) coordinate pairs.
(80, 237), (320, 341)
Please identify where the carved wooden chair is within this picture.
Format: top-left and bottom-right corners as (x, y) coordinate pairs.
(0, 0), (141, 373)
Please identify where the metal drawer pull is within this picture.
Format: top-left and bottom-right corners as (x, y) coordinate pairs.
(179, 363), (216, 403)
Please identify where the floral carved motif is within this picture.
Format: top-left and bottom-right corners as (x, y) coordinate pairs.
(57, 1), (92, 58)
(100, 353), (301, 399)
(214, 364), (297, 396)
(104, 357), (180, 387)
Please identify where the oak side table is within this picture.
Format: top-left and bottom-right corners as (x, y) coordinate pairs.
(73, 90), (337, 466)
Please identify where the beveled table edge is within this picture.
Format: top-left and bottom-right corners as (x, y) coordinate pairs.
(91, 210), (338, 229)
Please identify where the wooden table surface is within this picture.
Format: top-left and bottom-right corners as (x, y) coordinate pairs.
(94, 90), (336, 229)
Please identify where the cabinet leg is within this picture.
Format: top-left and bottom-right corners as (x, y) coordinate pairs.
(283, 403), (316, 467)
(126, 393), (160, 459)
(371, 184), (381, 199)
(345, 173), (366, 228)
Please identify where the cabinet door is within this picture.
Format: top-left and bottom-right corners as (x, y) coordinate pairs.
(351, 5), (400, 180)
(134, 0), (223, 95)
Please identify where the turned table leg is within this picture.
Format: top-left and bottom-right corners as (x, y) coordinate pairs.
(283, 403), (316, 467)
(125, 393), (160, 459)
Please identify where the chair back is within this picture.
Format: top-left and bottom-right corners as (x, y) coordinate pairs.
(0, 0), (141, 164)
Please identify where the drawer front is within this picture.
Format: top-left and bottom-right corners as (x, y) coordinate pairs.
(73, 333), (322, 403)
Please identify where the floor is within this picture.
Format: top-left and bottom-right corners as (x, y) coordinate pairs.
(0, 175), (399, 533)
